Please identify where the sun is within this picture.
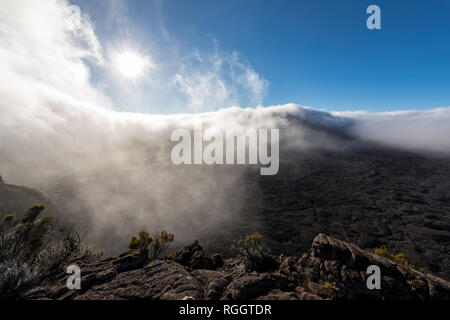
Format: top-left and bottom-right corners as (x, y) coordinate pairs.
(113, 50), (152, 80)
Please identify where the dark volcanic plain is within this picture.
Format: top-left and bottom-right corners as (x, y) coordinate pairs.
(1, 142), (450, 281)
(200, 145), (450, 281)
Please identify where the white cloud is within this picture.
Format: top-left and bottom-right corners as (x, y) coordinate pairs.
(0, 0), (108, 105)
(231, 52), (269, 107)
(172, 49), (269, 112)
(334, 107), (450, 154)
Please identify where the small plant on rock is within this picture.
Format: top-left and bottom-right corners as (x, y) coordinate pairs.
(128, 229), (174, 260)
(320, 281), (340, 299)
(231, 232), (277, 272)
(2, 214), (15, 226)
(0, 205), (102, 298)
(374, 245), (423, 272)
(167, 252), (177, 261)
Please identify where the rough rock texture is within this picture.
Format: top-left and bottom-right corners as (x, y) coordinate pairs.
(175, 240), (222, 270)
(19, 234), (450, 300)
(295, 234), (450, 299)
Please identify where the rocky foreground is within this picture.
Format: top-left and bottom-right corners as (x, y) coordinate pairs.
(21, 234), (450, 300)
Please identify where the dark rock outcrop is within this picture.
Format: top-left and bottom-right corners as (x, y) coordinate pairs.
(175, 240), (222, 270)
(18, 234), (450, 300)
(295, 234), (450, 299)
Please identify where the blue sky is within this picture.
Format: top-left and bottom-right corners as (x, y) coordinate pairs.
(72, 0), (450, 113)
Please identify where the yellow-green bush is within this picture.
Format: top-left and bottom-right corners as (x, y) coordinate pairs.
(2, 214), (15, 225)
(128, 230), (154, 250)
(374, 245), (423, 272)
(36, 216), (54, 226)
(320, 281), (340, 299)
(247, 232), (263, 246)
(231, 232), (277, 272)
(0, 205), (102, 298)
(167, 252), (177, 260)
(21, 205), (45, 223)
(128, 229), (174, 259)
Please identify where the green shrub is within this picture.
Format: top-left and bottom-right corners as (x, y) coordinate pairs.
(320, 281), (340, 299)
(2, 214), (15, 225)
(231, 232), (277, 272)
(374, 245), (423, 272)
(36, 216), (54, 226)
(167, 252), (177, 261)
(129, 230), (153, 250)
(128, 229), (174, 260)
(21, 205), (45, 223)
(0, 205), (102, 298)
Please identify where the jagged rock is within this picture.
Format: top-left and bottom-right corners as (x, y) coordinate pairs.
(112, 249), (148, 273)
(79, 260), (204, 300)
(297, 233), (450, 299)
(211, 253), (224, 268)
(224, 273), (292, 300)
(247, 254), (280, 273)
(95, 267), (116, 284)
(17, 234), (450, 300)
(192, 269), (231, 299)
(257, 288), (322, 300)
(175, 240), (219, 270)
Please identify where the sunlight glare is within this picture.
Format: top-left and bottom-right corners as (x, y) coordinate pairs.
(114, 50), (151, 80)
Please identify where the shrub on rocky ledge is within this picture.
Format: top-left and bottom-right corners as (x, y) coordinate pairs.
(320, 281), (340, 299)
(374, 245), (423, 272)
(167, 252), (177, 260)
(231, 232), (278, 272)
(128, 229), (174, 260)
(0, 205), (102, 298)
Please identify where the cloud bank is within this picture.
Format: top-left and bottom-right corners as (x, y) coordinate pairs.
(334, 108), (450, 154)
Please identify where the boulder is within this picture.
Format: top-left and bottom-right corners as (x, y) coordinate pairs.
(175, 240), (221, 270)
(297, 233), (450, 300)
